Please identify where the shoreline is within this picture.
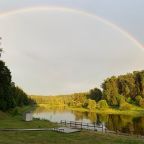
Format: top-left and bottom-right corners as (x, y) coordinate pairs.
(37, 104), (144, 116)
(0, 106), (144, 144)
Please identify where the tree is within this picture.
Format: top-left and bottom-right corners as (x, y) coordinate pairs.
(134, 71), (144, 98)
(87, 88), (102, 102)
(0, 60), (16, 111)
(102, 76), (119, 106)
(0, 60), (33, 111)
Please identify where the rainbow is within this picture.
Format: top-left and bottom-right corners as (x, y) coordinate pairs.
(0, 6), (143, 51)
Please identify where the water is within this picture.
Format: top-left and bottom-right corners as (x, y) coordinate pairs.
(33, 106), (144, 135)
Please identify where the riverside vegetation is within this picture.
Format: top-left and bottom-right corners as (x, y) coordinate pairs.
(0, 107), (144, 144)
(1, 49), (144, 143)
(30, 70), (144, 115)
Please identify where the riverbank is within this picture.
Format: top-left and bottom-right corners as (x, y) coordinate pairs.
(0, 106), (144, 144)
(38, 104), (144, 116)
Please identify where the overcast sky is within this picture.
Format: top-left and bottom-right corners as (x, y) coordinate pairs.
(0, 0), (144, 95)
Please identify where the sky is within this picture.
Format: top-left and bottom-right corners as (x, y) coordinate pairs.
(0, 0), (144, 95)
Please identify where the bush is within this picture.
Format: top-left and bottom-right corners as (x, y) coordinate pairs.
(82, 100), (88, 108)
(135, 95), (142, 105)
(127, 97), (136, 105)
(139, 98), (144, 108)
(116, 95), (125, 106)
(120, 102), (132, 110)
(87, 99), (96, 110)
(98, 100), (109, 109)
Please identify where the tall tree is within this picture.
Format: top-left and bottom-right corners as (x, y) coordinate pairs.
(87, 88), (103, 102)
(102, 76), (119, 106)
(0, 60), (15, 111)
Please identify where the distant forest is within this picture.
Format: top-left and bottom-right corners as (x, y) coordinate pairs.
(31, 70), (144, 110)
(1, 46), (144, 111)
(0, 49), (34, 111)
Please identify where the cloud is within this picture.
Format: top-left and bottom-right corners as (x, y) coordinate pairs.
(0, 9), (144, 95)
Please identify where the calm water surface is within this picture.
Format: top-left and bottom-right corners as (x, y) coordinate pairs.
(33, 107), (144, 135)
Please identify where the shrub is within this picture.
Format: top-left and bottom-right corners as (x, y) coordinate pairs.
(87, 99), (96, 110)
(82, 100), (88, 108)
(120, 102), (132, 110)
(127, 97), (136, 105)
(135, 95), (142, 105)
(98, 100), (109, 109)
(139, 98), (144, 108)
(116, 95), (125, 106)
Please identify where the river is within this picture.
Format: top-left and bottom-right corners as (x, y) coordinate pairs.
(33, 106), (144, 135)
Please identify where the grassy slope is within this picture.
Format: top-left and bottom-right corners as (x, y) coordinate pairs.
(0, 106), (144, 144)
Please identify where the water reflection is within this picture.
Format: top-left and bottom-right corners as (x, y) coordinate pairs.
(33, 106), (144, 135)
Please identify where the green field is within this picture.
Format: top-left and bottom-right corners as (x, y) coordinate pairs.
(0, 106), (144, 144)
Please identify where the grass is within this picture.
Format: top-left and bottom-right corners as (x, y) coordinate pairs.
(0, 106), (57, 129)
(0, 106), (144, 144)
(0, 130), (144, 144)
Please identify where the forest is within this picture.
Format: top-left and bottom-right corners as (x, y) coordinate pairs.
(0, 49), (34, 111)
(1, 46), (144, 111)
(31, 70), (144, 111)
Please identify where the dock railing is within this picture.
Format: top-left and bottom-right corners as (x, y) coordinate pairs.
(60, 120), (105, 132)
(59, 120), (144, 137)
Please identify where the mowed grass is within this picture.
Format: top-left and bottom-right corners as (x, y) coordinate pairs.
(0, 107), (144, 144)
(0, 107), (56, 129)
(0, 131), (144, 144)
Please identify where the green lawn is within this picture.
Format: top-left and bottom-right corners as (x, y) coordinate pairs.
(0, 131), (144, 144)
(0, 107), (144, 144)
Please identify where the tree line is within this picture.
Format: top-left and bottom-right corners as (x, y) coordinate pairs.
(0, 60), (34, 111)
(102, 70), (144, 109)
(31, 70), (144, 110)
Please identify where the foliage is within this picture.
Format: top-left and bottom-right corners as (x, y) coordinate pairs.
(139, 99), (144, 108)
(31, 70), (144, 110)
(135, 95), (142, 105)
(0, 60), (34, 111)
(120, 102), (132, 110)
(87, 99), (96, 110)
(102, 70), (144, 107)
(116, 95), (125, 106)
(86, 88), (102, 102)
(102, 76), (119, 106)
(97, 100), (109, 109)
(30, 93), (87, 107)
